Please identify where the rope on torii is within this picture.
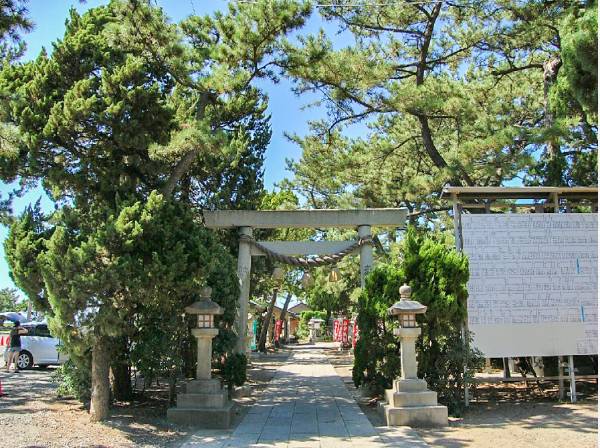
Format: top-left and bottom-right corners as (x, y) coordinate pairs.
(239, 234), (374, 267)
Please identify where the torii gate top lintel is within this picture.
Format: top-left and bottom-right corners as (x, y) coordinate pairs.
(203, 208), (408, 229)
(208, 208), (409, 353)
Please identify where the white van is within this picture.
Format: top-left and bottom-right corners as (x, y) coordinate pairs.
(2, 322), (68, 369)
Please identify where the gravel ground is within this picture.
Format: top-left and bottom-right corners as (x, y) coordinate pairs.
(0, 350), (290, 448)
(414, 401), (597, 448)
(1, 348), (596, 448)
(0, 366), (190, 448)
(327, 347), (598, 448)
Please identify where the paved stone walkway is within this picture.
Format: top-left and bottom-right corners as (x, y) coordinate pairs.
(182, 344), (428, 447)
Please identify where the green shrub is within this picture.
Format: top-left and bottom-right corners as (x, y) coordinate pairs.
(221, 353), (248, 391)
(52, 358), (92, 401)
(352, 264), (402, 394)
(353, 226), (484, 416)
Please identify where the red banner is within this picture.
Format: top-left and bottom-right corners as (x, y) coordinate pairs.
(342, 318), (349, 343)
(333, 320), (340, 341)
(352, 319), (358, 348)
(274, 320), (282, 342)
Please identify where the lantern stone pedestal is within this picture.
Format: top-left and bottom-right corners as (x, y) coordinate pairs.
(167, 289), (233, 428)
(168, 328), (233, 428)
(379, 284), (448, 427)
(379, 326), (448, 427)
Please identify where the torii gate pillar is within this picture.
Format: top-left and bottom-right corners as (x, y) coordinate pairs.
(358, 225), (373, 288)
(236, 226), (253, 353)
(204, 209), (407, 353)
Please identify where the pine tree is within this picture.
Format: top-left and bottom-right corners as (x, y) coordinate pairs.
(0, 0), (310, 421)
(0, 0), (32, 61)
(283, 1), (596, 210)
(0, 286), (22, 311)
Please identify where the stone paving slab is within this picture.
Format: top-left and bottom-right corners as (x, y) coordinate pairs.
(181, 344), (428, 448)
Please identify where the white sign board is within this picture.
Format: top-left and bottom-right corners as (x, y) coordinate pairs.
(462, 213), (598, 357)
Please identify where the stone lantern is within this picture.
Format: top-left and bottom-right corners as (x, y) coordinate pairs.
(388, 284), (427, 380)
(185, 286), (223, 380)
(168, 286), (233, 428)
(379, 284), (448, 427)
(308, 317), (324, 343)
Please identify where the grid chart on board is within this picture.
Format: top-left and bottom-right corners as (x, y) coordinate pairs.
(462, 213), (598, 357)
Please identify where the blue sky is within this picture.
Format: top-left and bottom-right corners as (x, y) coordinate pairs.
(0, 0), (350, 295)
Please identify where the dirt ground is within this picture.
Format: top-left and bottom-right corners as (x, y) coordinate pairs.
(1, 347), (597, 447)
(0, 350), (290, 448)
(327, 346), (598, 448)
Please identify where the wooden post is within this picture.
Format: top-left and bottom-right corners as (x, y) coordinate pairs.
(529, 202), (546, 378)
(556, 193), (565, 400)
(484, 358), (492, 373)
(568, 355), (577, 403)
(452, 194), (463, 251)
(551, 192), (560, 213)
(482, 199), (492, 377)
(558, 356), (565, 400)
(484, 199), (491, 214)
(503, 358), (511, 379)
(452, 193), (469, 407)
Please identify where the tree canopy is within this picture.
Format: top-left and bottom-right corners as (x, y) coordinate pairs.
(0, 0), (596, 423)
(0, 0), (311, 421)
(0, 286), (24, 312)
(282, 0), (597, 214)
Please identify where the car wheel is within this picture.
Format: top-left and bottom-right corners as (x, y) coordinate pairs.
(17, 351), (33, 370)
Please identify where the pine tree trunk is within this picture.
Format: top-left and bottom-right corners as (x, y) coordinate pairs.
(168, 368), (177, 406)
(90, 336), (111, 422)
(110, 336), (131, 401)
(278, 292), (293, 324)
(278, 292), (293, 344)
(542, 57), (563, 185)
(258, 290), (278, 352)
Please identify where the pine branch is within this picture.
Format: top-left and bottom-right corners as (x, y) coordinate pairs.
(491, 63), (543, 76)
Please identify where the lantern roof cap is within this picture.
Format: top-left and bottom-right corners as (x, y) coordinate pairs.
(388, 284), (427, 315)
(388, 300), (427, 315)
(185, 286), (224, 315)
(399, 283), (412, 298)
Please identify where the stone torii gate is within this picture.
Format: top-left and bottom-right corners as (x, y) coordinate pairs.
(204, 208), (407, 352)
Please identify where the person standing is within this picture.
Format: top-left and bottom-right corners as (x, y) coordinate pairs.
(5, 321), (28, 373)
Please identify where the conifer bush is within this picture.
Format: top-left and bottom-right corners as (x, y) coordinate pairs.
(352, 227), (484, 415)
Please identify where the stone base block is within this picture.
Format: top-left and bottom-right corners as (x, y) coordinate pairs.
(385, 389), (438, 407)
(393, 378), (428, 393)
(185, 379), (222, 394)
(176, 391), (227, 409)
(379, 402), (448, 427)
(167, 402), (233, 428)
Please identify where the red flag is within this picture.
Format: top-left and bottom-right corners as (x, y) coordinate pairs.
(342, 318), (349, 343)
(274, 320), (282, 342)
(352, 319), (358, 348)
